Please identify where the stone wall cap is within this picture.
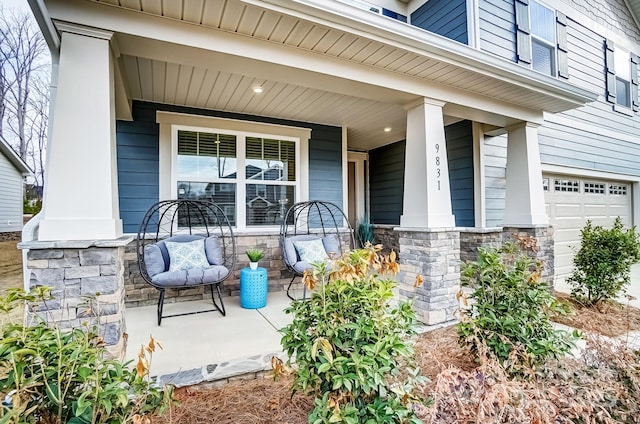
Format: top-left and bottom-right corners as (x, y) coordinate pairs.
(393, 227), (459, 233)
(457, 227), (503, 234)
(19, 236), (135, 250)
(371, 224), (396, 229)
(502, 225), (553, 230)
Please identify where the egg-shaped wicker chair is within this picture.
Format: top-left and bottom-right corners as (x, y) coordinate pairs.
(279, 200), (355, 300)
(136, 199), (236, 325)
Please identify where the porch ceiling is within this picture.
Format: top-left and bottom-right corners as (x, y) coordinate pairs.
(119, 53), (410, 150)
(43, 0), (598, 150)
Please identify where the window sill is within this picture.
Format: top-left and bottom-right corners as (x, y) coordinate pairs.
(613, 103), (634, 116)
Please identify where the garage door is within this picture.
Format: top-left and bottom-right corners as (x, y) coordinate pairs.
(544, 174), (632, 284)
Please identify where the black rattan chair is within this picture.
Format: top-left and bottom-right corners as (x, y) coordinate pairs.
(136, 199), (236, 325)
(279, 200), (355, 300)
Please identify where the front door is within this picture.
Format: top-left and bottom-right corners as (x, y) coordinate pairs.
(347, 152), (367, 229)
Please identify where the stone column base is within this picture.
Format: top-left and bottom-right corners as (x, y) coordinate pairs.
(18, 237), (132, 359)
(397, 228), (460, 325)
(502, 226), (554, 285)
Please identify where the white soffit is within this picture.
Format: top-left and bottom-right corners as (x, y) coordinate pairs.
(45, 0), (598, 149)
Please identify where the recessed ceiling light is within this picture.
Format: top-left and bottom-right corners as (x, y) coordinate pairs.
(384, 127), (392, 132)
(252, 86), (263, 94)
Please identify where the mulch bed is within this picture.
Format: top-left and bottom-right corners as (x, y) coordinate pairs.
(156, 376), (313, 424)
(552, 291), (640, 337)
(152, 295), (640, 423)
(153, 328), (471, 424)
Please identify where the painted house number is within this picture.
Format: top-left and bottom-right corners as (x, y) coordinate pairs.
(435, 143), (441, 190)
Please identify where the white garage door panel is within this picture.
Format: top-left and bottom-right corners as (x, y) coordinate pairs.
(554, 205), (582, 217)
(555, 232), (581, 245)
(544, 174), (632, 285)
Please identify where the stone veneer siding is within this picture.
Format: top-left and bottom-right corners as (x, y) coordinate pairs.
(372, 225), (400, 254)
(459, 226), (555, 284)
(459, 227), (503, 263)
(502, 226), (555, 285)
(397, 228), (461, 325)
(20, 237), (131, 359)
(397, 225), (555, 325)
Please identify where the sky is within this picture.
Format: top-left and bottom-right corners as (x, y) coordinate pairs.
(3, 0), (30, 12)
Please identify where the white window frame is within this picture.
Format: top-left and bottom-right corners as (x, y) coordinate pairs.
(529, 0), (557, 77)
(615, 48), (632, 109)
(157, 111), (311, 232)
(172, 125), (300, 230)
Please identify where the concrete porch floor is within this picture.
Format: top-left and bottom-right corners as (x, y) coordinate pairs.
(125, 291), (294, 387)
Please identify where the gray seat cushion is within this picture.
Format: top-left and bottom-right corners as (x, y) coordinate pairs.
(151, 265), (230, 287)
(292, 260), (313, 274)
(144, 244), (165, 278)
(283, 233), (342, 275)
(144, 234), (225, 279)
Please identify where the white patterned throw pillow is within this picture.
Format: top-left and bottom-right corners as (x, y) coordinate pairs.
(165, 239), (210, 272)
(293, 238), (328, 264)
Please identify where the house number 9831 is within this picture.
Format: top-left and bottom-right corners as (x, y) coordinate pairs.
(435, 143), (441, 190)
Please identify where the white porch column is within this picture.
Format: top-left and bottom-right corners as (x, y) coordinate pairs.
(400, 98), (455, 228)
(39, 24), (122, 241)
(503, 122), (548, 226)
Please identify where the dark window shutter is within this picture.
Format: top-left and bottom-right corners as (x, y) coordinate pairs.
(556, 12), (568, 78)
(605, 39), (616, 103)
(515, 0), (531, 64)
(631, 53), (639, 112)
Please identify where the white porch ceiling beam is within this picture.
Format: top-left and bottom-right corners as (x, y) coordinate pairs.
(110, 38), (132, 121)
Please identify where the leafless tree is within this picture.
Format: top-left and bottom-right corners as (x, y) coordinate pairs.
(26, 73), (48, 190)
(0, 7), (49, 196)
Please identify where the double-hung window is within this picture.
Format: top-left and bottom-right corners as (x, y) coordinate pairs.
(605, 39), (639, 112)
(529, 0), (556, 76)
(174, 127), (300, 229)
(616, 50), (632, 108)
(515, 0), (568, 78)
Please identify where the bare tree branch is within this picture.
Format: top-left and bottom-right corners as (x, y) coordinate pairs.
(0, 6), (50, 198)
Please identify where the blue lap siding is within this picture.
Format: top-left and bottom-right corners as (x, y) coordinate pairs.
(445, 121), (474, 227)
(410, 0), (468, 44)
(368, 121), (474, 226)
(369, 140), (406, 225)
(116, 101), (343, 233)
(116, 121), (159, 234)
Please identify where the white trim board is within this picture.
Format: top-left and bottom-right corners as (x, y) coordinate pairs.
(541, 163), (640, 182)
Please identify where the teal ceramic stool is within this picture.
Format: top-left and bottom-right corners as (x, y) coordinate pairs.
(240, 267), (268, 308)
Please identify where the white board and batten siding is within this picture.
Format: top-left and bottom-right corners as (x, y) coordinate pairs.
(0, 148), (25, 233)
(543, 174), (632, 285)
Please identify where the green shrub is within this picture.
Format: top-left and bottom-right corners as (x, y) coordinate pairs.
(23, 198), (42, 215)
(568, 217), (640, 306)
(0, 287), (172, 424)
(279, 246), (425, 423)
(457, 242), (575, 373)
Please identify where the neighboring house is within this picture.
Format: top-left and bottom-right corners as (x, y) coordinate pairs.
(24, 0), (640, 356)
(0, 137), (30, 237)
